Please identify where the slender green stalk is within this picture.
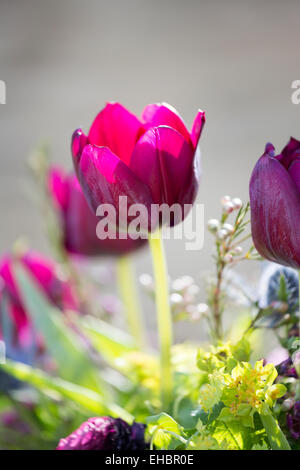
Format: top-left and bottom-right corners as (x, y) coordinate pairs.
(260, 411), (290, 450)
(149, 230), (173, 410)
(117, 255), (145, 350)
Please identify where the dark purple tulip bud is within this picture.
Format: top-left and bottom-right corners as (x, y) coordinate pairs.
(56, 417), (147, 450)
(287, 401), (300, 440)
(277, 357), (298, 379)
(249, 138), (300, 268)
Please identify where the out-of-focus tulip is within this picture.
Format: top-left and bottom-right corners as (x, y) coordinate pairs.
(0, 250), (79, 349)
(72, 102), (205, 230)
(48, 167), (146, 256)
(56, 417), (147, 450)
(287, 401), (300, 440)
(250, 138), (300, 268)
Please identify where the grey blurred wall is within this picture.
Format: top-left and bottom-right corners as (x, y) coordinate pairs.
(0, 0), (299, 339)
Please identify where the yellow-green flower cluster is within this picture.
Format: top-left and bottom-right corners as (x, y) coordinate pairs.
(199, 359), (286, 426)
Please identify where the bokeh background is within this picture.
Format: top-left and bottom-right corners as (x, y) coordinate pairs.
(0, 0), (299, 341)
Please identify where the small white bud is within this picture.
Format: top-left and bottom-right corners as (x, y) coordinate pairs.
(233, 246), (243, 255)
(139, 273), (153, 289)
(207, 218), (220, 233)
(186, 284), (200, 296)
(217, 229), (228, 240)
(172, 276), (194, 291)
(232, 197), (243, 210)
(224, 253), (233, 263)
(223, 201), (234, 214)
(170, 293), (183, 305)
(196, 303), (209, 314)
(222, 223), (234, 234)
(282, 398), (294, 411)
(221, 195), (231, 206)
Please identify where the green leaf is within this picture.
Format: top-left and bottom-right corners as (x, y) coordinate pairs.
(13, 263), (107, 395)
(78, 316), (135, 365)
(260, 411), (291, 450)
(1, 360), (133, 422)
(212, 421), (243, 450)
(174, 396), (200, 429)
(147, 413), (183, 449)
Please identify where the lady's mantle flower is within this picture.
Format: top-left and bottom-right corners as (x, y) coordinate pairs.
(199, 361), (286, 426)
(56, 417), (147, 450)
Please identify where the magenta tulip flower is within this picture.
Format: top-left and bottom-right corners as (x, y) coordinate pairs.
(249, 137), (300, 269)
(48, 167), (146, 256)
(72, 102), (205, 231)
(56, 417), (146, 450)
(0, 250), (79, 347)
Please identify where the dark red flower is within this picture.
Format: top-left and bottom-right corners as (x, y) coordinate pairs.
(250, 138), (300, 268)
(56, 417), (146, 450)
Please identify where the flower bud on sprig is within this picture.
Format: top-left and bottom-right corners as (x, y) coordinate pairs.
(206, 197), (255, 339)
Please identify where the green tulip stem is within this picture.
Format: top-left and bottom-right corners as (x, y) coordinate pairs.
(117, 255), (145, 350)
(149, 229), (173, 410)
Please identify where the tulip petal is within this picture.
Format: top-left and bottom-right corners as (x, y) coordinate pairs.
(288, 154), (300, 192)
(276, 137), (300, 168)
(250, 153), (300, 268)
(71, 129), (89, 176)
(88, 102), (144, 165)
(76, 144), (156, 231)
(130, 125), (196, 208)
(190, 110), (206, 149)
(141, 102), (191, 144)
(48, 167), (69, 213)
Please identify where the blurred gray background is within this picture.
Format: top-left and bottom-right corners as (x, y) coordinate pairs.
(0, 0), (299, 340)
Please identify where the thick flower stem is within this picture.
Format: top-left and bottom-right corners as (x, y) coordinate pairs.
(149, 230), (173, 410)
(117, 256), (145, 350)
(260, 411), (290, 450)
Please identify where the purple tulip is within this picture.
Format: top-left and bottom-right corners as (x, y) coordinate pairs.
(277, 357), (298, 379)
(56, 417), (146, 450)
(287, 401), (300, 440)
(48, 167), (146, 256)
(72, 102), (205, 231)
(249, 138), (300, 268)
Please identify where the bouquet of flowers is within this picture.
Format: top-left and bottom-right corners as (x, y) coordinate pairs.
(1, 102), (300, 451)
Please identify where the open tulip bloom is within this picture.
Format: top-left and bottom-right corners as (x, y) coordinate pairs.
(250, 138), (300, 269)
(71, 101), (205, 409)
(48, 166), (146, 257)
(72, 102), (205, 234)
